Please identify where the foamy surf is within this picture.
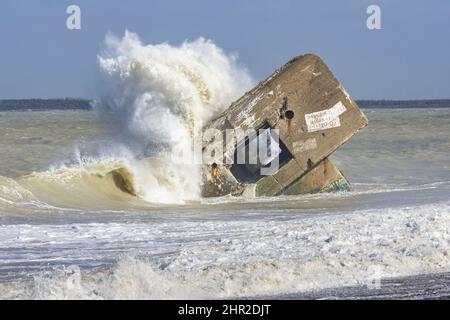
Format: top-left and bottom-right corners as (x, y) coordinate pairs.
(91, 31), (253, 204)
(1, 201), (449, 299)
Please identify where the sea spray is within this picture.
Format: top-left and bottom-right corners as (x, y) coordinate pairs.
(92, 31), (253, 203)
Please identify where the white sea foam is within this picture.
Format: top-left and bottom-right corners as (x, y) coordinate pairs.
(2, 201), (449, 299)
(89, 31), (253, 204)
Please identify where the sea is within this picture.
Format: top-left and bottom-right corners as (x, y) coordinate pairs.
(0, 33), (449, 299)
(0, 107), (449, 299)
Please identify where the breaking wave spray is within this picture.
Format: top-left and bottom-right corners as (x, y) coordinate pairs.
(91, 31), (253, 203)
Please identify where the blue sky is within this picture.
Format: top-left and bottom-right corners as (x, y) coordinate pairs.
(0, 0), (449, 99)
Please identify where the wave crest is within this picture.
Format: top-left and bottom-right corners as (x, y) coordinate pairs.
(90, 31), (253, 203)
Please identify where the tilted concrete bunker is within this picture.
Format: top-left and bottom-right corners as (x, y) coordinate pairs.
(201, 54), (368, 197)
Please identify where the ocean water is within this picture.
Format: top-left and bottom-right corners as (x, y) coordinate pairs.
(0, 108), (449, 299)
(0, 33), (449, 299)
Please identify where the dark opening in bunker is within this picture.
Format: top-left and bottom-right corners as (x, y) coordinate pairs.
(230, 122), (294, 183)
(285, 110), (295, 120)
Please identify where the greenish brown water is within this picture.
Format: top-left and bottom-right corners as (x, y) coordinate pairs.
(0, 108), (449, 299)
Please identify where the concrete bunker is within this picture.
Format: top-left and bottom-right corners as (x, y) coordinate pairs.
(201, 53), (368, 197)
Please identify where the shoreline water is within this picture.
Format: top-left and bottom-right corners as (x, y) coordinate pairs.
(255, 272), (450, 300)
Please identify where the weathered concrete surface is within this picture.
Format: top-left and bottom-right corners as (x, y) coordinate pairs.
(202, 54), (368, 197)
(201, 164), (243, 198)
(280, 158), (350, 196)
